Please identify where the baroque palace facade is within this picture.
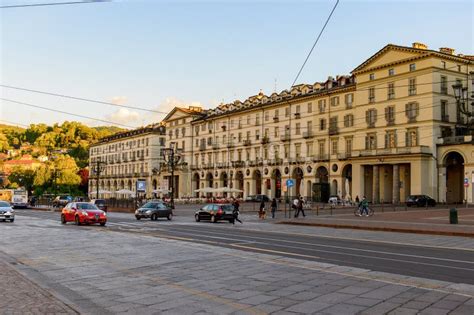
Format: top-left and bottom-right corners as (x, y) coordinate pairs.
(162, 43), (473, 204)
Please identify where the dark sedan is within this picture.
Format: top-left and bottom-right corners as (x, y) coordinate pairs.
(135, 202), (173, 221)
(406, 195), (436, 207)
(195, 204), (235, 223)
(245, 194), (270, 202)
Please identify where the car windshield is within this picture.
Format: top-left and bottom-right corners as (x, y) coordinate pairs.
(77, 203), (99, 210)
(221, 205), (234, 211)
(0, 201), (10, 207)
(142, 202), (157, 208)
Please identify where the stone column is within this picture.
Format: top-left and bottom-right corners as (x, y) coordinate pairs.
(392, 164), (400, 204)
(372, 165), (380, 204)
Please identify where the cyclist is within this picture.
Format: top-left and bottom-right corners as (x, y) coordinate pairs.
(359, 196), (369, 216)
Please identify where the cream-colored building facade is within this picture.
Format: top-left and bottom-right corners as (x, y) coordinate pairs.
(161, 43), (473, 204)
(88, 125), (166, 198)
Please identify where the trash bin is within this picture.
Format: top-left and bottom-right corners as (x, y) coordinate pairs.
(450, 208), (458, 224)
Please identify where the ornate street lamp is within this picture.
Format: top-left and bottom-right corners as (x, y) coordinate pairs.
(162, 142), (183, 209)
(452, 76), (474, 128)
(91, 160), (106, 199)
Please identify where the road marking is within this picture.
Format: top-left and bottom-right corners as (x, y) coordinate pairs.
(164, 226), (474, 265)
(231, 243), (321, 259)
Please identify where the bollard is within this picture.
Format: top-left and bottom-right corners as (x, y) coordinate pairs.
(316, 205), (319, 216)
(449, 208), (458, 224)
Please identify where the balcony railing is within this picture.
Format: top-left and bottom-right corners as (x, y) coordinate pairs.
(243, 139), (252, 146)
(199, 144), (207, 151)
(438, 135), (473, 145)
(441, 115), (450, 122)
(232, 160), (245, 168)
(303, 131), (314, 139)
(337, 152), (351, 160)
(226, 142), (234, 148)
(356, 146), (431, 156)
(217, 162), (228, 169)
(261, 137), (269, 144)
(280, 134), (291, 142)
(212, 143), (220, 150)
(294, 112), (301, 119)
(296, 156), (305, 164)
(273, 116), (279, 122)
(328, 127), (339, 135)
(312, 154), (329, 162)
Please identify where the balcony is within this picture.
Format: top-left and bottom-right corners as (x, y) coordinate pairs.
(294, 112), (301, 119)
(273, 116), (279, 122)
(199, 144), (207, 151)
(337, 152), (351, 160)
(212, 143), (220, 150)
(296, 156), (305, 164)
(217, 162), (228, 169)
(312, 154), (329, 162)
(328, 127), (339, 136)
(303, 131), (314, 139)
(280, 134), (291, 142)
(261, 137), (269, 144)
(438, 135), (473, 145)
(232, 160), (245, 168)
(243, 139), (252, 146)
(226, 142), (235, 148)
(441, 115), (450, 122)
(356, 146), (431, 157)
(203, 163), (214, 170)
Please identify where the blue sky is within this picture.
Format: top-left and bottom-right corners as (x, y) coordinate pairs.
(1, 0), (473, 128)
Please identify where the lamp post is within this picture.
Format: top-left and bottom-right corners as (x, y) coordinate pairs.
(452, 76), (473, 128)
(162, 142), (183, 209)
(91, 160), (106, 199)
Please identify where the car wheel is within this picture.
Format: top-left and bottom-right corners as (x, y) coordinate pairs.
(210, 215), (217, 223)
(75, 216), (81, 225)
(151, 213), (158, 221)
(61, 214), (66, 224)
(135, 216), (141, 220)
(10, 219), (14, 223)
(167, 213), (173, 221)
(100, 222), (106, 226)
(195, 214), (200, 222)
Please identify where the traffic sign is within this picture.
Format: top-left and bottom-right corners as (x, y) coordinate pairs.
(286, 179), (294, 188)
(464, 178), (469, 187)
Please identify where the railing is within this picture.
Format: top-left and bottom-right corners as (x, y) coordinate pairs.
(261, 137), (269, 144)
(303, 131), (313, 139)
(328, 127), (339, 135)
(312, 154), (329, 162)
(226, 142), (234, 148)
(441, 115), (450, 122)
(199, 144), (206, 151)
(294, 112), (301, 119)
(243, 139), (252, 146)
(439, 135), (473, 144)
(212, 143), (220, 150)
(280, 134), (291, 142)
(232, 160), (245, 168)
(273, 116), (279, 122)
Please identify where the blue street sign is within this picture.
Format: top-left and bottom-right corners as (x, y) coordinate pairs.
(464, 178), (469, 184)
(286, 179), (294, 188)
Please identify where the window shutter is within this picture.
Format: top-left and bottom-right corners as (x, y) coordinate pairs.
(405, 132), (409, 147)
(415, 103), (419, 117)
(365, 136), (368, 150)
(394, 133), (398, 147)
(385, 107), (389, 121)
(384, 134), (388, 148)
(366, 111), (370, 124)
(405, 104), (409, 117)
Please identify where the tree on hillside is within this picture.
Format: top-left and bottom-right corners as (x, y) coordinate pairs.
(8, 168), (35, 193)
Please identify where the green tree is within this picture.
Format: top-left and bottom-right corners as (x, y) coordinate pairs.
(8, 167), (36, 192)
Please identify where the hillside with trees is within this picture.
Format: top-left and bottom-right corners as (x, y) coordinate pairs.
(0, 122), (124, 194)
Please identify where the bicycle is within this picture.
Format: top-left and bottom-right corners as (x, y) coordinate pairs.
(354, 206), (374, 217)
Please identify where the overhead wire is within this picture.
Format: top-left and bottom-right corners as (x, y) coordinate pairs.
(0, 0), (111, 9)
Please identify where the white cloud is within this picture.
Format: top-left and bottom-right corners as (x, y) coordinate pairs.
(110, 96), (128, 105)
(146, 97), (205, 124)
(107, 108), (140, 125)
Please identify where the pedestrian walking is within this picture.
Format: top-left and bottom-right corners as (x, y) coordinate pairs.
(359, 196), (369, 216)
(355, 195), (359, 204)
(258, 200), (266, 219)
(232, 198), (242, 224)
(271, 198), (277, 219)
(294, 196), (306, 218)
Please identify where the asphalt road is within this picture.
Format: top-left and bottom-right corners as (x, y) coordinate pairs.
(15, 209), (474, 286)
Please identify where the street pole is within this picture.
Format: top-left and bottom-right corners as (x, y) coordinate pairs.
(170, 149), (175, 210)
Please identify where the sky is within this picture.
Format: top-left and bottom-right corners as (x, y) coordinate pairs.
(1, 0), (473, 129)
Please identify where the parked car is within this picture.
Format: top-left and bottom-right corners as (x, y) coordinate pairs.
(135, 201), (173, 221)
(195, 204), (235, 223)
(245, 194), (270, 202)
(406, 195), (436, 207)
(61, 202), (107, 226)
(53, 195), (73, 208)
(0, 201), (15, 223)
(328, 195), (342, 205)
(91, 199), (107, 212)
(74, 196), (91, 202)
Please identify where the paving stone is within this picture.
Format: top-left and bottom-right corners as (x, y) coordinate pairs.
(431, 299), (465, 310)
(318, 303), (366, 315)
(336, 285), (375, 295)
(359, 302), (400, 314)
(450, 304), (474, 315)
(269, 297), (301, 307)
(237, 294), (278, 305)
(418, 307), (449, 315)
(345, 297), (381, 307)
(285, 301), (332, 313)
(311, 292), (355, 304)
(387, 307), (419, 315)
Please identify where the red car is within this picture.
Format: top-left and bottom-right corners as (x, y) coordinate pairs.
(61, 202), (107, 226)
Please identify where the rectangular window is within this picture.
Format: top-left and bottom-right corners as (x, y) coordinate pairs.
(369, 73), (375, 80)
(409, 63), (416, 72)
(237, 118), (242, 129)
(385, 131), (397, 148)
(255, 130), (260, 140)
(366, 109), (377, 127)
(344, 114), (354, 127)
(306, 142), (313, 156)
(441, 100), (448, 121)
(441, 61), (446, 69)
(307, 102), (313, 113)
(318, 140), (325, 156)
(318, 99), (326, 113)
(319, 118), (326, 131)
(406, 128), (418, 147)
(365, 133), (377, 150)
(329, 116), (338, 134)
(238, 133), (242, 143)
(295, 123), (301, 135)
(458, 65), (462, 72)
(306, 120), (312, 133)
(247, 115), (251, 125)
(405, 102), (419, 122)
(388, 68), (395, 76)
(385, 106), (395, 125)
(440, 76), (448, 94)
(345, 138), (352, 154)
(264, 128), (269, 138)
(295, 144), (301, 158)
(284, 145), (289, 159)
(264, 111), (269, 121)
(230, 120), (234, 129)
(274, 109), (279, 119)
(368, 87), (375, 103)
(331, 139), (338, 155)
(408, 78), (416, 95)
(330, 96), (340, 106)
(345, 93), (353, 108)
(255, 114), (260, 125)
(285, 107), (290, 117)
(274, 127), (279, 137)
(388, 82), (395, 99)
(295, 105), (301, 114)
(246, 131), (250, 140)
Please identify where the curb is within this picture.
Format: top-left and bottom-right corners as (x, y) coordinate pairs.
(276, 221), (474, 238)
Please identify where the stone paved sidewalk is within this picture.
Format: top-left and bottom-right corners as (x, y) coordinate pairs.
(0, 257), (77, 315)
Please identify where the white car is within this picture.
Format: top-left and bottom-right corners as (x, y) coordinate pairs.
(0, 201), (15, 222)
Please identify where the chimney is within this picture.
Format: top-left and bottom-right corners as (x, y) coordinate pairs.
(439, 47), (455, 55)
(412, 42), (428, 50)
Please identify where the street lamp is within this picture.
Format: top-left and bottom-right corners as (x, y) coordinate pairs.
(452, 78), (473, 128)
(91, 160), (106, 199)
(162, 142), (183, 209)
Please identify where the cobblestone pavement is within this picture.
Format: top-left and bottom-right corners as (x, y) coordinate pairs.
(0, 254), (77, 315)
(1, 215), (474, 314)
